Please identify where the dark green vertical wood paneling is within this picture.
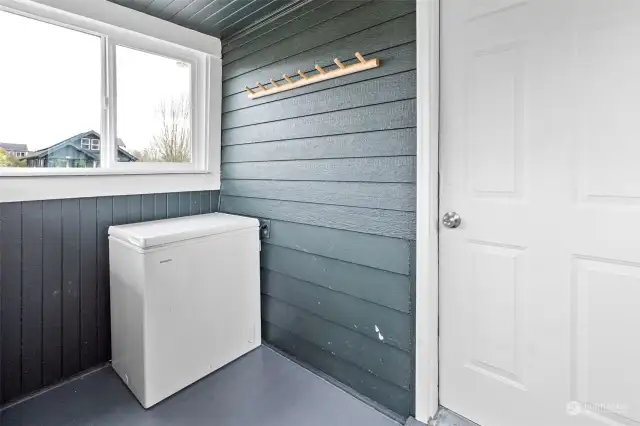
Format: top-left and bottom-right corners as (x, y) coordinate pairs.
(179, 192), (191, 216)
(96, 197), (113, 366)
(61, 199), (80, 378)
(1, 203), (22, 401)
(167, 193), (180, 218)
(127, 195), (142, 223)
(190, 191), (201, 215)
(219, 1), (416, 417)
(113, 197), (128, 226)
(154, 193), (168, 220)
(42, 200), (63, 387)
(0, 190), (219, 404)
(79, 198), (98, 370)
(142, 194), (155, 221)
(21, 201), (43, 394)
(200, 191), (212, 213)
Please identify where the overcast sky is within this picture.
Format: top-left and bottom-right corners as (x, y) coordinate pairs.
(0, 9), (190, 152)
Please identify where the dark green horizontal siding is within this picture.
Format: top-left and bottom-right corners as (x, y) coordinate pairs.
(220, 0), (416, 417)
(222, 156), (416, 183)
(221, 180), (416, 211)
(262, 294), (412, 389)
(262, 269), (412, 352)
(221, 196), (416, 240)
(0, 191), (219, 404)
(222, 99), (417, 145)
(263, 244), (410, 313)
(223, 42), (417, 113)
(264, 220), (411, 274)
(222, 6), (416, 95)
(222, 128), (417, 162)
(222, 70), (416, 129)
(263, 322), (412, 416)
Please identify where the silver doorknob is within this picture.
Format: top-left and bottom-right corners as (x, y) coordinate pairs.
(442, 212), (461, 228)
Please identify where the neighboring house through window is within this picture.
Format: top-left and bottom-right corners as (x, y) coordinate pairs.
(24, 130), (138, 168)
(0, 143), (29, 161)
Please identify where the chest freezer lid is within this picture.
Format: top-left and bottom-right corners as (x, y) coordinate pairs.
(108, 213), (259, 249)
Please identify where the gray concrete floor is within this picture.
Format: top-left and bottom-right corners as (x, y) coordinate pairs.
(434, 408), (479, 426)
(0, 346), (401, 426)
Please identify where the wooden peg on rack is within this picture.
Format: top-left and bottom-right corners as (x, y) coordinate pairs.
(334, 58), (346, 69)
(270, 79), (279, 88)
(283, 74), (294, 84)
(315, 64), (326, 74)
(355, 52), (366, 64)
(297, 69), (309, 80)
(245, 86), (255, 95)
(256, 82), (267, 91)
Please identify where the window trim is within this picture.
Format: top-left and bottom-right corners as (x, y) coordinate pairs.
(0, 0), (220, 182)
(105, 40), (205, 172)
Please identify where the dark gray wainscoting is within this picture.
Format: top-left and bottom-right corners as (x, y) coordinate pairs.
(0, 190), (220, 404)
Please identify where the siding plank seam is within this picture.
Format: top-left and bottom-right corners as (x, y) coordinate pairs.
(221, 154), (417, 164)
(260, 264), (411, 316)
(221, 194), (417, 216)
(220, 126), (417, 148)
(222, 97), (417, 130)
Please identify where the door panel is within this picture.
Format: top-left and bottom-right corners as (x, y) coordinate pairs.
(440, 1), (640, 425)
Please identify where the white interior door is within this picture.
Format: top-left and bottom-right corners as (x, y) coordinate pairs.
(439, 1), (640, 425)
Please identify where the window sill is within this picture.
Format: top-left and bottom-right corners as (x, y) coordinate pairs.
(0, 167), (208, 177)
(0, 170), (220, 203)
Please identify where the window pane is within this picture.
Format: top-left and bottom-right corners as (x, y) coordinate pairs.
(115, 46), (192, 164)
(0, 10), (101, 169)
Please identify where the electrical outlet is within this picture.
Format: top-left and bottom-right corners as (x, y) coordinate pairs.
(258, 219), (271, 240)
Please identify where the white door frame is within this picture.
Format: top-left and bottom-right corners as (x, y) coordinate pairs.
(415, 0), (440, 423)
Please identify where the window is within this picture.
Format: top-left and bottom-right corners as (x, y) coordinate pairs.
(0, 10), (100, 170)
(116, 46), (192, 164)
(80, 138), (99, 151)
(81, 138), (92, 150)
(0, 2), (213, 176)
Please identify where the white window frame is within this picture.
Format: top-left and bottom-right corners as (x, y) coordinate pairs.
(0, 0), (221, 202)
(90, 138), (99, 151)
(80, 138), (91, 150)
(105, 38), (206, 173)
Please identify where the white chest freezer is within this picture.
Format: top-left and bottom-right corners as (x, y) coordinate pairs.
(108, 213), (261, 408)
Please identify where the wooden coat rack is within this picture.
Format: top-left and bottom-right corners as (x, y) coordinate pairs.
(245, 52), (380, 100)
